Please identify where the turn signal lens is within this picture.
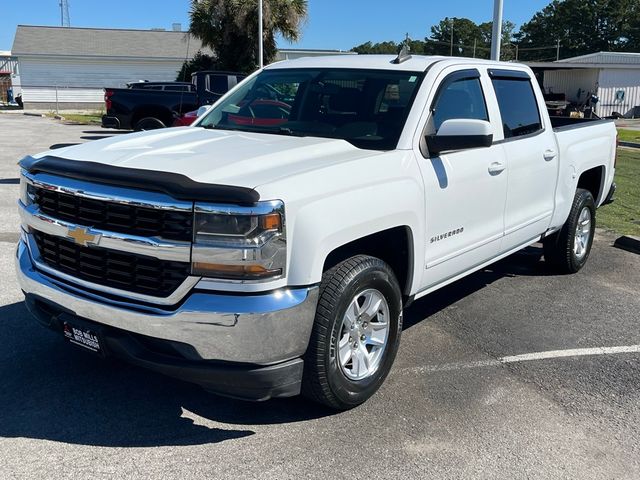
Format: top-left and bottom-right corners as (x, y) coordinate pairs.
(191, 262), (282, 279)
(261, 213), (281, 230)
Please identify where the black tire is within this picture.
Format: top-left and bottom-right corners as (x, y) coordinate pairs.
(302, 255), (403, 410)
(134, 117), (166, 131)
(543, 188), (596, 274)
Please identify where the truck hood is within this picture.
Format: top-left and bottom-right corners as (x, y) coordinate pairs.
(41, 127), (380, 189)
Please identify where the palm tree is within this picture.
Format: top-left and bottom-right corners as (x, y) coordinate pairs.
(189, 0), (308, 73)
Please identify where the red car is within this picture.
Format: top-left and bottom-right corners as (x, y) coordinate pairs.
(172, 109), (200, 127)
(172, 100), (291, 128)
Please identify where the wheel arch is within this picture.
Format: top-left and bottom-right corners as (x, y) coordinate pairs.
(577, 165), (605, 205)
(321, 226), (415, 298)
(131, 106), (173, 129)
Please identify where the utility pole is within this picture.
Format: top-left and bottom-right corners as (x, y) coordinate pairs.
(59, 0), (70, 27)
(450, 18), (454, 56)
(490, 0), (503, 60)
(258, 0), (264, 68)
(556, 39), (560, 61)
(473, 39), (477, 58)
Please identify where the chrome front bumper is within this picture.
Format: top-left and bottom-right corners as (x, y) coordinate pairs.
(16, 239), (319, 364)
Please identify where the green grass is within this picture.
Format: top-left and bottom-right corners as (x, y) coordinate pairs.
(60, 112), (103, 125)
(617, 128), (640, 143)
(45, 110), (104, 125)
(598, 148), (640, 236)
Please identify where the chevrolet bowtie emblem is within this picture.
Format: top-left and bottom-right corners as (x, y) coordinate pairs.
(67, 227), (100, 247)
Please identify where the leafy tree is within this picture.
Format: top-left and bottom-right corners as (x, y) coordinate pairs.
(351, 39), (425, 55)
(176, 51), (217, 81)
(351, 41), (399, 54)
(351, 18), (515, 60)
(515, 0), (636, 60)
(425, 17), (516, 59)
(189, 0), (308, 73)
(627, 2), (640, 50)
(425, 17), (483, 57)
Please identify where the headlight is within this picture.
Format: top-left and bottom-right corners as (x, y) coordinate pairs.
(19, 173), (35, 206)
(191, 200), (286, 281)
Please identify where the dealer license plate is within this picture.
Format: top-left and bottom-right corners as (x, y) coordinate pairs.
(62, 318), (103, 354)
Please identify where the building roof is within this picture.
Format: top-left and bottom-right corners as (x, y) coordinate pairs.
(557, 51), (640, 65)
(11, 25), (210, 60)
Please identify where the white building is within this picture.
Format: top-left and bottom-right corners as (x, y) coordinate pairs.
(12, 25), (210, 110)
(532, 52), (640, 118)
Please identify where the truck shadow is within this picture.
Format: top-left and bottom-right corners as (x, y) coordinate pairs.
(82, 130), (131, 135)
(0, 301), (330, 448)
(403, 245), (548, 330)
(80, 130), (133, 141)
(0, 246), (548, 447)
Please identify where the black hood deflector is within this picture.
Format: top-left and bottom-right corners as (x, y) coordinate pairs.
(19, 155), (260, 204)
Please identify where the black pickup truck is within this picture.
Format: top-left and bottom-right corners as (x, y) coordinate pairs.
(102, 71), (245, 131)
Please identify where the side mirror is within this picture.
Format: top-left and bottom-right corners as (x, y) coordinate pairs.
(425, 119), (493, 156)
(196, 105), (209, 117)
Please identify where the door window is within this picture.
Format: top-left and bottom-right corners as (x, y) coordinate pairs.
(432, 75), (488, 131)
(491, 77), (542, 138)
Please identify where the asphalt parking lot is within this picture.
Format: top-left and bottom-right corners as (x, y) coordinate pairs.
(1, 114), (639, 479)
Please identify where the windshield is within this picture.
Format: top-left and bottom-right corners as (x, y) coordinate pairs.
(198, 68), (425, 150)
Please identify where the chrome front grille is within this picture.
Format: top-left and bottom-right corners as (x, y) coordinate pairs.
(34, 187), (193, 241)
(33, 231), (190, 297)
(21, 171), (196, 301)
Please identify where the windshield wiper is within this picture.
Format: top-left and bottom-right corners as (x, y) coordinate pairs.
(277, 127), (306, 137)
(200, 123), (306, 137)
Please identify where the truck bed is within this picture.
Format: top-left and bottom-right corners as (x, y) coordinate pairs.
(550, 116), (613, 131)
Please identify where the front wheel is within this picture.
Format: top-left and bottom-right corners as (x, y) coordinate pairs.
(543, 188), (596, 273)
(302, 255), (403, 410)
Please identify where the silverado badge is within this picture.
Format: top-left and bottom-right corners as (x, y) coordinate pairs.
(67, 227), (100, 247)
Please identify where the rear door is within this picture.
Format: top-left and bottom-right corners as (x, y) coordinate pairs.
(415, 67), (508, 290)
(489, 69), (558, 250)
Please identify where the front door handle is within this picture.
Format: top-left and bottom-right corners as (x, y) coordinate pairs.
(543, 149), (557, 161)
(488, 162), (506, 175)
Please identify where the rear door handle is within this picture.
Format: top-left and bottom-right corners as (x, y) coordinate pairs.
(488, 162), (506, 175)
(543, 149), (557, 161)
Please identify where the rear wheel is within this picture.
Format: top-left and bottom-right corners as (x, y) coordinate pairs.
(134, 117), (166, 131)
(302, 255), (403, 410)
(543, 188), (596, 273)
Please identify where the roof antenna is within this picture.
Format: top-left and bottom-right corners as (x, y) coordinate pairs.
(392, 36), (412, 64)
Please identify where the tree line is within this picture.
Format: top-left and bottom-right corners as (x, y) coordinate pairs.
(354, 0), (640, 61)
(180, 0), (640, 78)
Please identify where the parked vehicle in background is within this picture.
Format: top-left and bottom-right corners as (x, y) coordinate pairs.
(127, 81), (194, 92)
(173, 98), (291, 127)
(102, 71), (245, 131)
(172, 108), (200, 127)
(19, 55), (616, 410)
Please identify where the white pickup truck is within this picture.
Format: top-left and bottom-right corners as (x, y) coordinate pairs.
(16, 54), (617, 409)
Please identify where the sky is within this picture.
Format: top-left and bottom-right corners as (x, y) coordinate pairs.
(1, 0), (553, 52)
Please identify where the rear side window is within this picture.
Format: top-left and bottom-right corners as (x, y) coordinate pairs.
(207, 74), (230, 95)
(491, 77), (542, 138)
(432, 76), (488, 131)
